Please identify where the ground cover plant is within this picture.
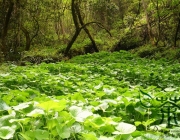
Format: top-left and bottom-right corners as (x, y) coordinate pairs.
(0, 51), (180, 140)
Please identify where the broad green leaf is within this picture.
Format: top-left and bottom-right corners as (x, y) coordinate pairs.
(98, 136), (114, 140)
(142, 133), (162, 140)
(82, 133), (98, 140)
(57, 111), (75, 127)
(69, 106), (93, 122)
(9, 118), (31, 124)
(96, 102), (109, 111)
(56, 125), (70, 139)
(95, 91), (105, 97)
(0, 99), (10, 111)
(37, 99), (66, 112)
(131, 131), (144, 137)
(164, 87), (176, 92)
(149, 124), (166, 131)
(47, 119), (57, 130)
(134, 121), (142, 126)
(18, 133), (32, 140)
(115, 134), (133, 140)
(103, 99), (117, 105)
(71, 92), (86, 102)
(94, 83), (103, 90)
(0, 115), (15, 127)
(24, 130), (35, 139)
(103, 88), (115, 95)
(135, 106), (147, 115)
(70, 123), (82, 133)
(34, 129), (49, 140)
(99, 125), (115, 133)
(114, 122), (136, 134)
(122, 97), (131, 107)
(12, 102), (31, 111)
(92, 116), (104, 126)
(26, 108), (45, 117)
(0, 126), (15, 139)
(142, 119), (156, 127)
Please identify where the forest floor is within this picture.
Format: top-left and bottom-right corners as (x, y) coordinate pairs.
(0, 51), (180, 139)
(19, 44), (180, 65)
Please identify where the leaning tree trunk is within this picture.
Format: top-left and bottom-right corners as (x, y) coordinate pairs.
(64, 0), (99, 56)
(75, 2), (99, 52)
(64, 0), (81, 56)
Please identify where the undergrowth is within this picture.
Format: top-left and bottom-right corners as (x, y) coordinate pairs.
(0, 51), (180, 139)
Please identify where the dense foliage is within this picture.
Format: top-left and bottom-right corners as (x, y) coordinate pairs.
(0, 0), (180, 61)
(0, 51), (180, 139)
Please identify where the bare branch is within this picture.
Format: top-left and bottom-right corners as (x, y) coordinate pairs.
(80, 21), (112, 37)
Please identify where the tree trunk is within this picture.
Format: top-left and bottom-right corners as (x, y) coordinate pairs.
(21, 16), (39, 51)
(64, 0), (99, 56)
(21, 26), (31, 51)
(64, 0), (80, 56)
(154, 0), (161, 46)
(142, 0), (154, 45)
(1, 1), (14, 59)
(75, 2), (99, 52)
(174, 13), (180, 47)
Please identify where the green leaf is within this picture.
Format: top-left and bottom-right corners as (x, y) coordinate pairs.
(56, 125), (70, 139)
(92, 116), (105, 126)
(115, 134), (133, 140)
(122, 97), (131, 107)
(134, 121), (142, 126)
(164, 87), (176, 92)
(82, 133), (98, 140)
(26, 108), (45, 117)
(71, 123), (82, 133)
(18, 133), (32, 140)
(12, 102), (31, 111)
(47, 119), (57, 130)
(99, 125), (115, 133)
(0, 126), (15, 139)
(0, 99), (10, 110)
(135, 106), (147, 116)
(98, 136), (114, 140)
(9, 118), (31, 125)
(34, 129), (49, 140)
(69, 106), (93, 122)
(103, 88), (115, 95)
(24, 130), (35, 139)
(37, 99), (66, 112)
(113, 122), (136, 134)
(96, 102), (109, 111)
(0, 115), (15, 127)
(143, 133), (162, 140)
(71, 92), (86, 102)
(142, 119), (156, 127)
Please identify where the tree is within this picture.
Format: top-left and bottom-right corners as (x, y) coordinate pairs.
(174, 13), (180, 47)
(64, 0), (113, 56)
(142, 0), (154, 45)
(0, 0), (14, 60)
(64, 0), (99, 56)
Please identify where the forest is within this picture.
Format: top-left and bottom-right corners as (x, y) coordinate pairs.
(0, 0), (180, 140)
(0, 0), (180, 62)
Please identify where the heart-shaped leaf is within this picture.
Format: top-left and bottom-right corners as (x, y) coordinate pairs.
(113, 122), (136, 134)
(0, 126), (15, 139)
